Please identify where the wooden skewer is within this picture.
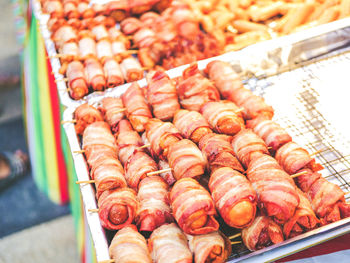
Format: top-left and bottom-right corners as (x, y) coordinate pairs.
(229, 233), (242, 240)
(139, 144), (150, 149)
(235, 107), (244, 114)
(147, 168), (172, 176)
(230, 241), (242, 245)
(55, 78), (68, 82)
(88, 208), (99, 213)
(344, 191), (350, 196)
(290, 170), (308, 178)
(73, 150), (85, 154)
(61, 120), (77, 124)
(76, 180), (95, 184)
(99, 260), (115, 263)
(141, 67), (149, 71)
(114, 108), (126, 114)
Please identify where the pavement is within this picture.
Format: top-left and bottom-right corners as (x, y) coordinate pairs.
(0, 1), (79, 263)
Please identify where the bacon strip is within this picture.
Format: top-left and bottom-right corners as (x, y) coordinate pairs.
(98, 188), (139, 230)
(122, 82), (152, 132)
(120, 17), (142, 35)
(149, 223), (192, 263)
(109, 225), (151, 263)
(173, 109), (212, 143)
(199, 133), (244, 173)
(116, 119), (143, 165)
(229, 87), (274, 120)
(283, 189), (319, 238)
(209, 167), (257, 228)
(145, 118), (182, 160)
(146, 71), (180, 121)
(200, 100), (245, 136)
(96, 39), (113, 64)
(82, 121), (117, 153)
(103, 58), (124, 88)
(232, 129), (269, 168)
(84, 58), (106, 91)
(177, 63), (220, 111)
(124, 151), (158, 190)
(136, 176), (173, 232)
(187, 231), (231, 263)
(60, 42), (79, 63)
(74, 103), (103, 135)
(168, 139), (207, 181)
(170, 178), (219, 235)
(120, 57), (144, 82)
(78, 33), (97, 60)
(247, 154), (299, 224)
(242, 215), (284, 251)
(67, 61), (89, 100)
(247, 116), (292, 151)
(275, 141), (323, 174)
(205, 60), (243, 99)
(53, 25), (77, 49)
(100, 97), (125, 132)
(91, 24), (109, 41)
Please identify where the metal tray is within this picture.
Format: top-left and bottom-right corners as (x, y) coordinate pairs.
(33, 0), (350, 108)
(63, 46), (350, 262)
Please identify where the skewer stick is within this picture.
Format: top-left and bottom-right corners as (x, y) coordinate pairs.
(76, 180), (95, 184)
(147, 168), (172, 176)
(229, 233), (242, 240)
(114, 108), (126, 114)
(88, 208), (99, 213)
(230, 241), (242, 245)
(141, 67), (149, 71)
(235, 107), (244, 114)
(55, 78), (68, 82)
(344, 191), (350, 196)
(99, 260), (115, 263)
(73, 150), (86, 154)
(139, 144), (150, 149)
(61, 120), (77, 124)
(291, 170), (308, 178)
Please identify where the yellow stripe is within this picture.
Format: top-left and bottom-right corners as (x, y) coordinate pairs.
(37, 33), (60, 203)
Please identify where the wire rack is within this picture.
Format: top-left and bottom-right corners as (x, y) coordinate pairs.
(226, 49), (350, 260)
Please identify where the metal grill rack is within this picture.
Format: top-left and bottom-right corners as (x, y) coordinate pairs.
(226, 50), (350, 261)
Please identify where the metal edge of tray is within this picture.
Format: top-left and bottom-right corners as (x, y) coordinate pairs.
(62, 107), (110, 262)
(32, 0), (350, 106)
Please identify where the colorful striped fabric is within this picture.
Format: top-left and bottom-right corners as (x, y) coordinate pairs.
(22, 12), (97, 263)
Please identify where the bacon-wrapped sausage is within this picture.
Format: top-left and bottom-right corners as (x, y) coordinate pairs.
(66, 61), (89, 100)
(77, 2), (95, 19)
(209, 167), (257, 228)
(200, 100), (245, 136)
(199, 133), (244, 173)
(168, 139), (207, 181)
(98, 188), (139, 230)
(84, 58), (106, 91)
(60, 41), (79, 63)
(107, 0), (129, 22)
(91, 24), (109, 41)
(149, 223), (192, 263)
(133, 28), (157, 49)
(111, 41), (128, 63)
(242, 215), (284, 251)
(187, 231), (231, 263)
(205, 60), (243, 99)
(43, 0), (64, 18)
(103, 58), (124, 88)
(109, 27), (131, 49)
(247, 116), (292, 151)
(275, 142), (323, 175)
(91, 156), (127, 197)
(100, 97), (125, 132)
(146, 71), (180, 121)
(74, 103), (103, 135)
(173, 109), (212, 143)
(247, 154), (299, 224)
(283, 189), (319, 238)
(109, 225), (152, 263)
(170, 178), (219, 235)
(158, 160), (176, 186)
(177, 63), (220, 112)
(136, 176), (173, 232)
(78, 31), (97, 60)
(116, 119), (143, 165)
(120, 17), (142, 35)
(232, 129), (269, 168)
(96, 39), (113, 65)
(63, 1), (79, 19)
(122, 82), (152, 132)
(124, 151), (158, 190)
(229, 87), (274, 120)
(296, 169), (349, 225)
(145, 118), (182, 160)
(120, 57), (144, 82)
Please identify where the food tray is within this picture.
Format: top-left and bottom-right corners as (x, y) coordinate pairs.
(63, 46), (350, 262)
(33, 0), (350, 108)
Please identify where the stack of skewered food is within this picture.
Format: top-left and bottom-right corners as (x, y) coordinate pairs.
(70, 60), (350, 261)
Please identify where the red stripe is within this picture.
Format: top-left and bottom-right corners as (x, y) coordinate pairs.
(46, 52), (69, 203)
(277, 233), (350, 262)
